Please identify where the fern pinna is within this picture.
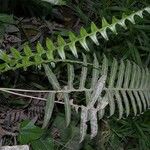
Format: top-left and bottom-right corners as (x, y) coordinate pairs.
(0, 7), (150, 142)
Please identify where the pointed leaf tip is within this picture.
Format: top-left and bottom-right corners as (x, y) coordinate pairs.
(80, 27), (88, 36)
(58, 35), (66, 45)
(80, 38), (90, 51)
(102, 17), (110, 27)
(91, 22), (98, 32)
(37, 42), (45, 54)
(112, 16), (119, 24)
(23, 44), (32, 56)
(69, 31), (77, 41)
(10, 47), (22, 59)
(46, 38), (55, 60)
(90, 22), (99, 45)
(57, 35), (66, 59)
(0, 50), (11, 63)
(79, 27), (90, 51)
(46, 38), (55, 50)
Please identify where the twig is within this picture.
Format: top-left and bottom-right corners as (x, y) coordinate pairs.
(0, 89), (64, 105)
(0, 87), (92, 93)
(0, 89), (80, 108)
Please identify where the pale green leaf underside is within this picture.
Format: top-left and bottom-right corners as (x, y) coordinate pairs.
(41, 55), (150, 142)
(0, 54), (149, 142)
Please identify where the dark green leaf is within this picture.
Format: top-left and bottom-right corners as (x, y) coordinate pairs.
(18, 120), (44, 144)
(31, 138), (54, 150)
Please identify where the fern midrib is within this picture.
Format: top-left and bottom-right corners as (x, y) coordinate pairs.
(0, 87), (149, 93)
(0, 59), (95, 73)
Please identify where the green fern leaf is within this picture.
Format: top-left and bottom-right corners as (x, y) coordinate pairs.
(90, 22), (99, 45)
(10, 48), (22, 60)
(80, 27), (90, 51)
(46, 38), (55, 60)
(57, 35), (66, 59)
(37, 42), (45, 55)
(0, 7), (150, 73)
(68, 32), (78, 58)
(0, 50), (11, 63)
(24, 45), (32, 56)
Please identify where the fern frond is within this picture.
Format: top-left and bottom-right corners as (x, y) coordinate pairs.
(0, 7), (149, 73)
(0, 54), (149, 140)
(0, 7), (149, 142)
(40, 54), (150, 141)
